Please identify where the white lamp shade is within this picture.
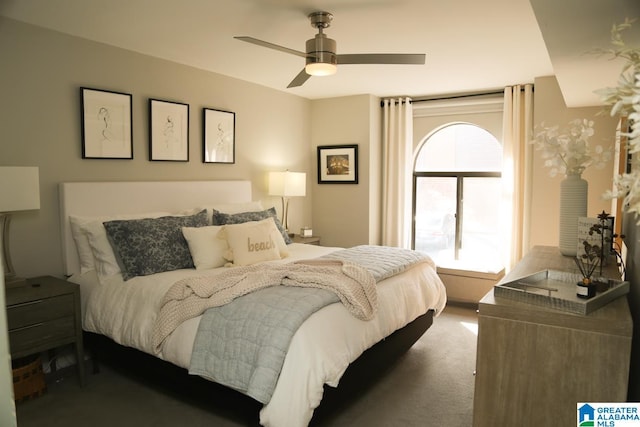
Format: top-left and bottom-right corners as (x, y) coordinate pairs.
(269, 171), (306, 197)
(0, 167), (40, 212)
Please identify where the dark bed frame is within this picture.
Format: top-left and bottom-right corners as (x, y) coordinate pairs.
(85, 309), (434, 426)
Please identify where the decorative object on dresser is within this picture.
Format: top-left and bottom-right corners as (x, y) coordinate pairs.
(0, 166), (40, 288)
(268, 170), (306, 235)
(6, 276), (85, 387)
(558, 171), (588, 256)
(149, 98), (189, 162)
(80, 87), (133, 160)
(300, 226), (313, 237)
(317, 144), (359, 184)
(203, 108), (235, 164)
(474, 246), (632, 426)
(532, 119), (611, 256)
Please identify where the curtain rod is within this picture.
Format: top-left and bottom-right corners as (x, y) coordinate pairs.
(380, 86), (532, 107)
(412, 89), (505, 103)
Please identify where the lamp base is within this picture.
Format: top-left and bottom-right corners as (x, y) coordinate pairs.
(4, 274), (28, 288)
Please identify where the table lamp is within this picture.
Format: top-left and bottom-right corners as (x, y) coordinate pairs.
(0, 167), (40, 287)
(268, 171), (306, 235)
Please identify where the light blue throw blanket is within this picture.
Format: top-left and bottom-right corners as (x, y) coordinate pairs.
(321, 245), (431, 281)
(190, 286), (338, 403)
(189, 245), (430, 404)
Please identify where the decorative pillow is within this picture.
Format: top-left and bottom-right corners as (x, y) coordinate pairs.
(205, 201), (264, 222)
(76, 209), (197, 278)
(212, 206), (292, 244)
(181, 225), (227, 270)
(103, 209), (208, 280)
(218, 218), (289, 266)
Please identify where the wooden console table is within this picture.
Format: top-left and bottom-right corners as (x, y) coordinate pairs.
(473, 246), (632, 426)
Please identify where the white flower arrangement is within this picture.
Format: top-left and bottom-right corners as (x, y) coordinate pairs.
(532, 118), (611, 177)
(595, 18), (640, 221)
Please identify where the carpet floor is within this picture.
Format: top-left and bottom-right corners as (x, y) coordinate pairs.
(15, 304), (478, 427)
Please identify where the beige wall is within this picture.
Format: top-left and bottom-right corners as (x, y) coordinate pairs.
(0, 18), (312, 278)
(310, 95), (380, 248)
(530, 76), (619, 250)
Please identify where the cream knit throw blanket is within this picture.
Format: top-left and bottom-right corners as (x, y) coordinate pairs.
(152, 259), (376, 354)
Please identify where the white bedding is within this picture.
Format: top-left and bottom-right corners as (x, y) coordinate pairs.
(70, 243), (446, 427)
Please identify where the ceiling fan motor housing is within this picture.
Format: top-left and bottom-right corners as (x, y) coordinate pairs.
(306, 34), (337, 68)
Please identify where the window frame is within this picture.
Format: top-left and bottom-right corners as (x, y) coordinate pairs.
(412, 171), (501, 259)
(411, 120), (502, 264)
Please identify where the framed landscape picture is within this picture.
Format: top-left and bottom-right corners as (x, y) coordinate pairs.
(317, 144), (358, 184)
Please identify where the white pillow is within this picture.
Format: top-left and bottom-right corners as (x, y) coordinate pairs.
(219, 218), (289, 266)
(69, 216), (98, 274)
(181, 225), (227, 270)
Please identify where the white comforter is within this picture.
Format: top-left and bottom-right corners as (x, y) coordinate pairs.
(71, 244), (447, 427)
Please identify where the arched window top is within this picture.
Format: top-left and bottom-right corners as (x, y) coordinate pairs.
(415, 123), (502, 172)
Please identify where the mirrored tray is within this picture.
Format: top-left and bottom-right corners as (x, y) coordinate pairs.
(494, 269), (629, 315)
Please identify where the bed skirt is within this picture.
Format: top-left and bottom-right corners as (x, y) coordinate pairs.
(84, 309), (435, 426)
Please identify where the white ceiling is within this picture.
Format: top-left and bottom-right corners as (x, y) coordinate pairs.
(1, 0), (638, 106)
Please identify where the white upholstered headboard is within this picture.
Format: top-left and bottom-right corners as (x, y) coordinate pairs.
(59, 180), (252, 276)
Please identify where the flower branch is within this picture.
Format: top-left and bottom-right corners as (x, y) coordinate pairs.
(532, 118), (611, 177)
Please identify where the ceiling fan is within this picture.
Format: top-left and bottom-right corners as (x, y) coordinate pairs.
(234, 11), (426, 88)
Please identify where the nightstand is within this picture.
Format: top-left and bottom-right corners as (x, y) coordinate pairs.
(6, 276), (85, 386)
(292, 235), (321, 245)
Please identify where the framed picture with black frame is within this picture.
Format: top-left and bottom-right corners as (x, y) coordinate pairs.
(317, 144), (358, 184)
(80, 87), (133, 159)
(149, 98), (189, 161)
(203, 108), (235, 164)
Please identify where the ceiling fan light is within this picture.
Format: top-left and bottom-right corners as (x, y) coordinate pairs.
(305, 62), (337, 76)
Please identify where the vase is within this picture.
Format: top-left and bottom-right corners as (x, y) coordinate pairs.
(558, 172), (588, 256)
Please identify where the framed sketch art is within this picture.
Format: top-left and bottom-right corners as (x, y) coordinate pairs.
(203, 108), (235, 164)
(149, 98), (189, 161)
(317, 144), (359, 184)
(80, 87), (133, 159)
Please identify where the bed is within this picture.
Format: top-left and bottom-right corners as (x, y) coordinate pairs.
(59, 180), (447, 427)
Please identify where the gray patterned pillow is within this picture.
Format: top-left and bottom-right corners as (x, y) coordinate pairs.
(103, 209), (208, 280)
(212, 206), (292, 244)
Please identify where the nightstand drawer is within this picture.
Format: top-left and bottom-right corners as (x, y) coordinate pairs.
(7, 294), (74, 330)
(9, 316), (76, 357)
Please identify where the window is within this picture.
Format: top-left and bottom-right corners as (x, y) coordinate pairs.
(413, 123), (502, 271)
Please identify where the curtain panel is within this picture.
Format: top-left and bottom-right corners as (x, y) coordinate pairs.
(502, 84), (534, 271)
(381, 97), (413, 248)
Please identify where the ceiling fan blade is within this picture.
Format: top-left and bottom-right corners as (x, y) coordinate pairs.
(287, 69), (311, 88)
(287, 68), (311, 88)
(337, 53), (425, 65)
(234, 36), (308, 58)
